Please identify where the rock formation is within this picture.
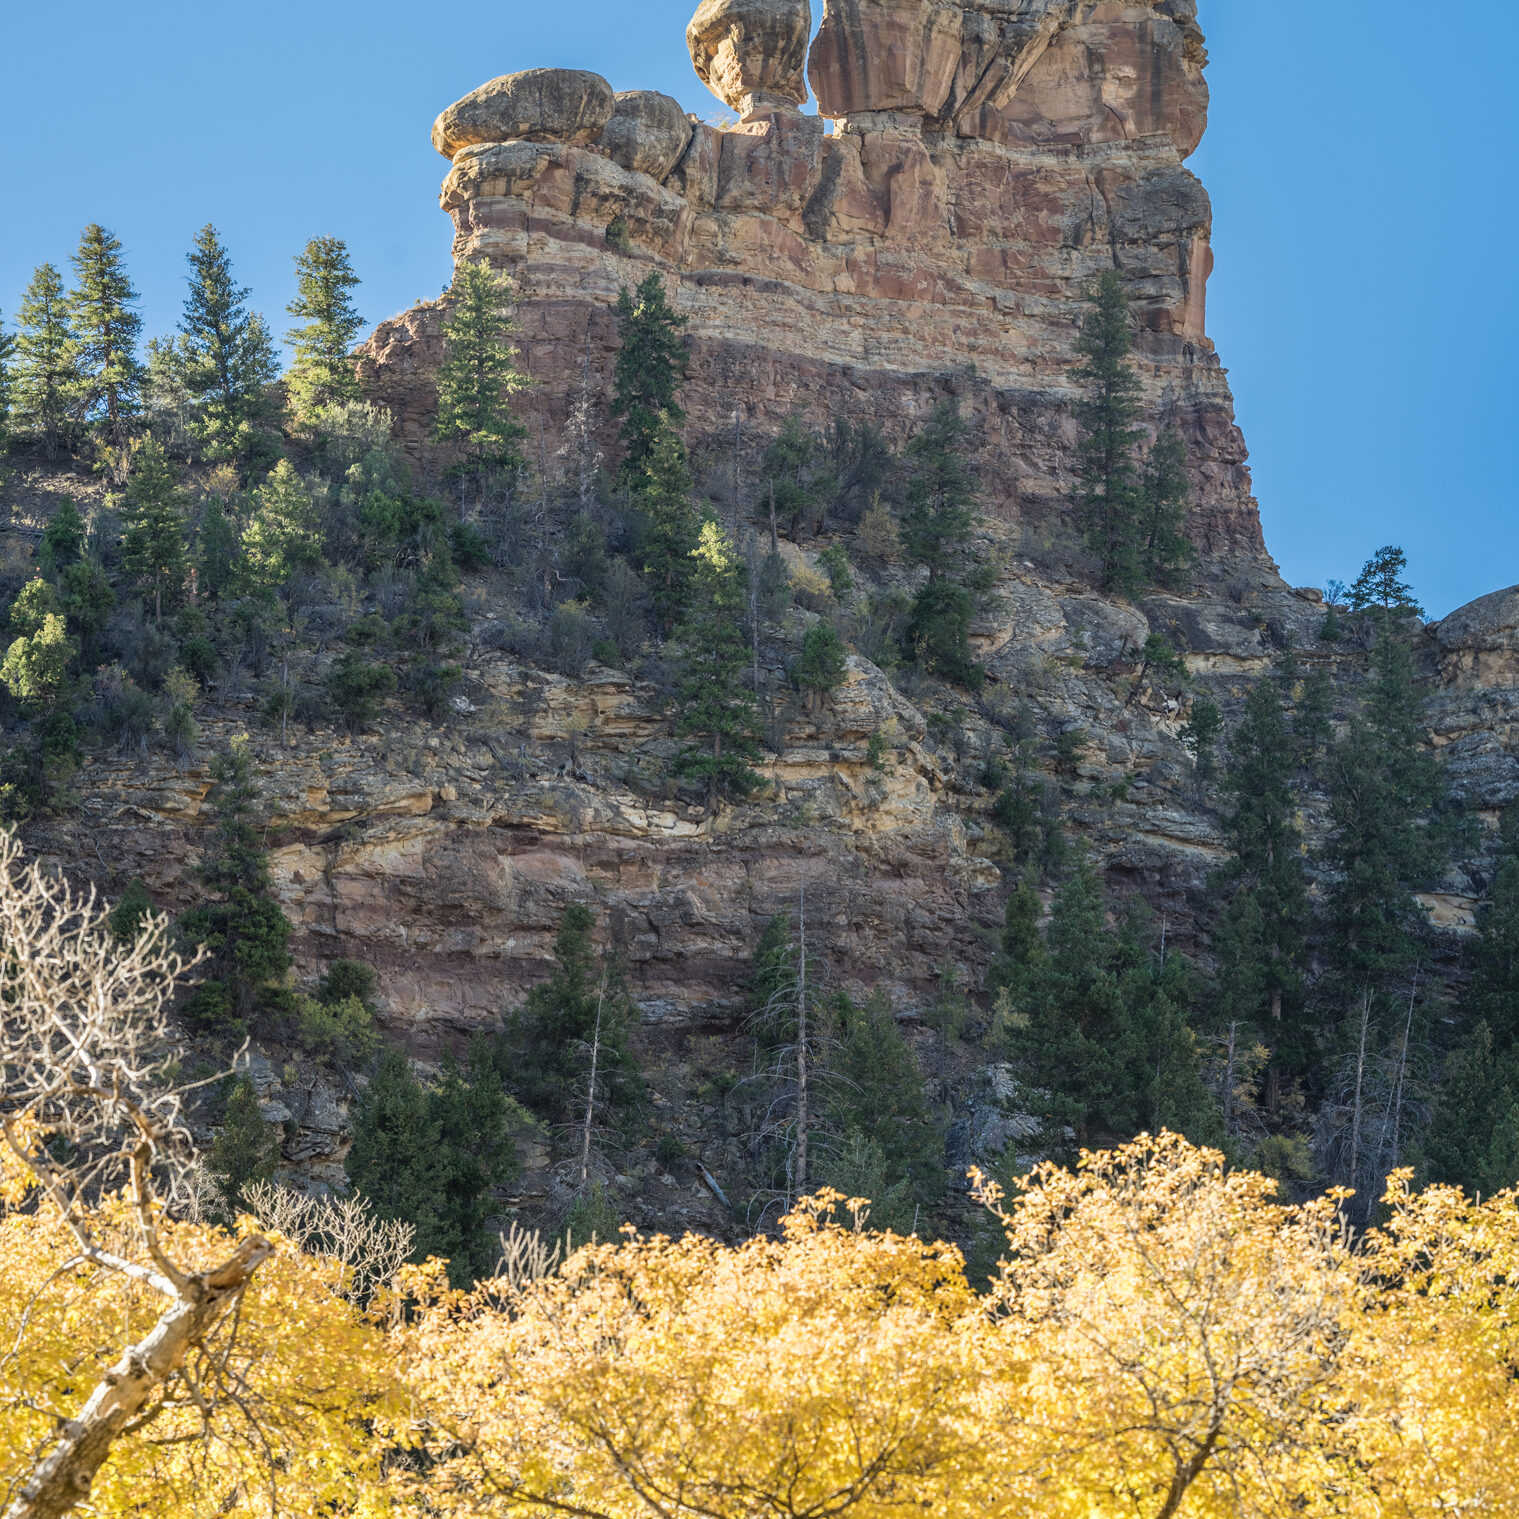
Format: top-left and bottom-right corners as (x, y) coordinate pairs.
(26, 1), (1519, 1195)
(364, 0), (1258, 567)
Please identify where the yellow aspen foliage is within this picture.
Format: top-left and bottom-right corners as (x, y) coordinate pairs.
(1333, 1174), (1519, 1517)
(0, 1187), (400, 1518)
(975, 1132), (1354, 1519)
(392, 1194), (1002, 1519)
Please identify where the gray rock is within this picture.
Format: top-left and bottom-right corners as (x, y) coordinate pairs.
(432, 68), (616, 159)
(602, 91), (694, 181)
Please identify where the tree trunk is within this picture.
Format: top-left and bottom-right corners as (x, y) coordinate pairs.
(5, 1237), (272, 1519)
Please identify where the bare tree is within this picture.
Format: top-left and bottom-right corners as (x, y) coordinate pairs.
(239, 1182), (414, 1303)
(0, 831), (274, 1519)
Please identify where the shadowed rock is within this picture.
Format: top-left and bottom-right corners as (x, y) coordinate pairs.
(602, 91), (695, 181)
(808, 0), (963, 119)
(432, 68), (615, 159)
(688, 0), (813, 119)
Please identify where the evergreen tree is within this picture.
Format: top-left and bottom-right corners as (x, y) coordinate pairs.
(240, 458), (323, 596)
(1427, 803), (1519, 1195)
(196, 493), (242, 598)
(67, 223), (143, 444)
(795, 620), (848, 710)
(762, 416), (831, 540)
(673, 522), (764, 809)
(1137, 425), (1195, 589)
(1323, 623), (1461, 1002)
(326, 651), (398, 732)
(501, 904), (642, 1126)
(1425, 1022), (1519, 1198)
(827, 992), (943, 1207)
(209, 1074), (280, 1209)
(37, 498), (84, 577)
(13, 264), (79, 459)
(633, 427), (702, 630)
(176, 224), (281, 469)
(428, 1035), (522, 1285)
(346, 1046), (445, 1251)
(1, 579), (74, 705)
(999, 852), (1217, 1148)
(284, 236), (364, 420)
(611, 272), (687, 478)
(1348, 544), (1423, 621)
(1215, 675), (1313, 1109)
(1075, 270), (1145, 593)
(120, 437), (188, 624)
(899, 400), (985, 687)
(432, 258), (529, 493)
(176, 743), (293, 1032)
(0, 310), (13, 451)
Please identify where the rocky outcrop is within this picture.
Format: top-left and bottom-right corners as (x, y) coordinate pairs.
(687, 0), (814, 118)
(603, 91), (695, 180)
(363, 0), (1262, 570)
(431, 68), (616, 158)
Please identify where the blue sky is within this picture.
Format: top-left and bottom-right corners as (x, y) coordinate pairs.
(1, 1), (1514, 617)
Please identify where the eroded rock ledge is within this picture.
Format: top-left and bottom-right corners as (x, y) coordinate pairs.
(362, 0), (1261, 567)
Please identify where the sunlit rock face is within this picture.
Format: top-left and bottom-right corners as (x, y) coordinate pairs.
(371, 0), (1257, 568)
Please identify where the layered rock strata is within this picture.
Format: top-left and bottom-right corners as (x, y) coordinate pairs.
(363, 0), (1261, 566)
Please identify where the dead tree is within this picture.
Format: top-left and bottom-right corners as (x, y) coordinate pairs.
(0, 831), (272, 1519)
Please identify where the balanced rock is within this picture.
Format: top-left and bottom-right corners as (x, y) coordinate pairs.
(687, 0), (812, 119)
(808, 0), (963, 120)
(601, 91), (694, 181)
(431, 68), (615, 159)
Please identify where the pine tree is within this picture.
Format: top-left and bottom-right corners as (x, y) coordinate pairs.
(1215, 675), (1312, 1110)
(284, 236), (364, 421)
(1323, 624), (1461, 1001)
(176, 742), (293, 1032)
(346, 1046), (445, 1250)
(209, 1074), (280, 1209)
(13, 264), (79, 459)
(240, 458), (323, 596)
(68, 223), (143, 444)
(1348, 544), (1423, 621)
(37, 498), (84, 577)
(634, 427), (702, 630)
(176, 224), (281, 469)
(611, 272), (687, 479)
(501, 904), (642, 1126)
(762, 416), (831, 540)
(796, 621), (848, 710)
(432, 258), (529, 494)
(429, 1035), (522, 1285)
(0, 308), (16, 451)
(1425, 1023), (1519, 1198)
(1075, 270), (1145, 593)
(828, 992), (943, 1207)
(673, 521), (764, 809)
(1137, 425), (1195, 589)
(120, 437), (188, 624)
(899, 400), (984, 687)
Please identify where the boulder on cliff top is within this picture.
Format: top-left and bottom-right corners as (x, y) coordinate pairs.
(432, 68), (615, 159)
(808, 0), (963, 120)
(687, 0), (812, 118)
(601, 91), (695, 181)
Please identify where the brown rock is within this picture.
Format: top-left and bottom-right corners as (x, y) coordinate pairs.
(808, 0), (963, 119)
(716, 111), (826, 220)
(687, 0), (813, 118)
(976, 2), (1209, 156)
(602, 91), (695, 181)
(431, 68), (615, 159)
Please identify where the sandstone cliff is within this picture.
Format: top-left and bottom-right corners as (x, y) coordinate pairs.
(361, 0), (1262, 567)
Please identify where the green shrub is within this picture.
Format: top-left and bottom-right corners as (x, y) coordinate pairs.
(327, 651), (398, 731)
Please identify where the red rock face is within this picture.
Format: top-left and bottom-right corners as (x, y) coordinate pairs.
(361, 0), (1266, 580)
